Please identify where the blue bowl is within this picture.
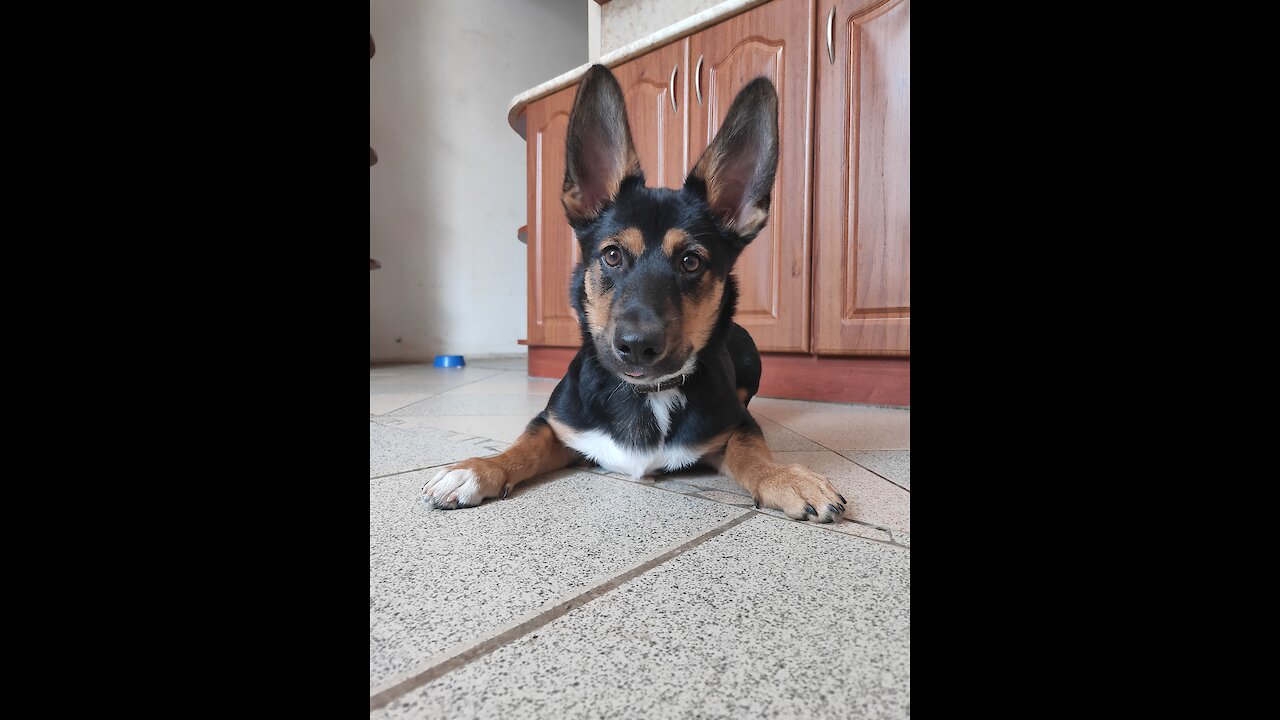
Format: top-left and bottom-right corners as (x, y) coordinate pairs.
(433, 355), (466, 368)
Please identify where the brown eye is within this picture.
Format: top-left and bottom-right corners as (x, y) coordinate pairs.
(602, 247), (622, 267)
(680, 253), (703, 273)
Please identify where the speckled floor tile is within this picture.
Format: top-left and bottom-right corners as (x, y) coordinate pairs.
(597, 452), (905, 540)
(755, 413), (824, 451)
(370, 469), (748, 691)
(435, 371), (558, 397)
(374, 515), (909, 720)
(372, 365), (503, 385)
(656, 469), (751, 497)
(694, 490), (757, 507)
(385, 393), (551, 418)
(600, 465), (749, 498)
(846, 451), (911, 490)
(385, 414), (542, 444)
(371, 394), (434, 416)
(369, 420), (508, 478)
(750, 398), (910, 451)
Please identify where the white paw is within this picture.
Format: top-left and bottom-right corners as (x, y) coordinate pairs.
(421, 467), (484, 509)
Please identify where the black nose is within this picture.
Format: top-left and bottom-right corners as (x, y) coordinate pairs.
(614, 325), (666, 366)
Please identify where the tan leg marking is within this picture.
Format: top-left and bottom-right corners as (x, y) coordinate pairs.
(719, 423), (847, 522)
(422, 420), (576, 509)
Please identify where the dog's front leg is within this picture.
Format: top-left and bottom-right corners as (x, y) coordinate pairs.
(422, 415), (577, 509)
(719, 416), (847, 523)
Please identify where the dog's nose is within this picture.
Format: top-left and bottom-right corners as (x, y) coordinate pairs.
(614, 325), (666, 366)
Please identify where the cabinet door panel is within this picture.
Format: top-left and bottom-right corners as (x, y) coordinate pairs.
(812, 0), (910, 355)
(525, 85), (582, 347)
(689, 0), (815, 352)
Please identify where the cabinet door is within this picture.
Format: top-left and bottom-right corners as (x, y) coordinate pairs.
(525, 85), (581, 347)
(688, 0), (816, 352)
(611, 39), (688, 189)
(812, 0), (910, 355)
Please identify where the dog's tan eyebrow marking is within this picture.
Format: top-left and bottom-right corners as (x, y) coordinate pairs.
(662, 229), (689, 257)
(608, 228), (645, 257)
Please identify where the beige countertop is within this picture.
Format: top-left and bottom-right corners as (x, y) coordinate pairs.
(507, 0), (772, 139)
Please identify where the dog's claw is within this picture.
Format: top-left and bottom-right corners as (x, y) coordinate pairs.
(805, 504), (817, 516)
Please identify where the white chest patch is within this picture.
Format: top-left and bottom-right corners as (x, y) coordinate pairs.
(646, 389), (686, 438)
(550, 390), (705, 480)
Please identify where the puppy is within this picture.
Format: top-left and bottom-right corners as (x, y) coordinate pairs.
(423, 65), (846, 522)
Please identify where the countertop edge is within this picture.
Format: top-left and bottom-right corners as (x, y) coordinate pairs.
(506, 0), (774, 139)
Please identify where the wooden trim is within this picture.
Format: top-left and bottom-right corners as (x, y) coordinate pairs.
(528, 346), (909, 407)
(757, 354), (908, 406)
(528, 345), (579, 380)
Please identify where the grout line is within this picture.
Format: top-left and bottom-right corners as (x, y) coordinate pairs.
(837, 452), (911, 492)
(370, 369), (511, 414)
(368, 461), (458, 481)
(569, 466), (907, 550)
(368, 512), (756, 712)
(369, 393), (440, 417)
(753, 412), (911, 494)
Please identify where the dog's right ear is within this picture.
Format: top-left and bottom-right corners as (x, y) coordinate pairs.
(562, 65), (643, 227)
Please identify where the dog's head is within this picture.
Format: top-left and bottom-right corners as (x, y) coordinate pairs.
(562, 64), (778, 386)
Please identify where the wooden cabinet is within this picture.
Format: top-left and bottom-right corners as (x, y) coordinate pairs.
(689, 0), (815, 352)
(524, 85), (581, 347)
(812, 0), (910, 355)
(520, 0), (910, 400)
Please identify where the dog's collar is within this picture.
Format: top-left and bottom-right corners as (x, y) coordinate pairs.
(633, 375), (689, 393)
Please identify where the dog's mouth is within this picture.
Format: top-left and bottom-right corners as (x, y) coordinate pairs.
(608, 352), (697, 387)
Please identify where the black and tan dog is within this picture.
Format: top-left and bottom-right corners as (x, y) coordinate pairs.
(423, 65), (847, 523)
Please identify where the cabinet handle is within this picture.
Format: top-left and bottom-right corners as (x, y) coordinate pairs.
(695, 55), (704, 106)
(669, 64), (679, 112)
(826, 7), (835, 65)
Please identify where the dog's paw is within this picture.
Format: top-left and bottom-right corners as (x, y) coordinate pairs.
(753, 464), (847, 523)
(420, 458), (506, 510)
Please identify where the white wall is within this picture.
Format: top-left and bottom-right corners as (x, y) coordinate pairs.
(371, 0), (587, 361)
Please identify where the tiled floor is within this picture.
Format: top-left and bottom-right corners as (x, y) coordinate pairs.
(370, 356), (910, 719)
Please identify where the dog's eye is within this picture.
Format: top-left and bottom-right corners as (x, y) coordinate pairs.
(602, 247), (623, 267)
(680, 253), (703, 273)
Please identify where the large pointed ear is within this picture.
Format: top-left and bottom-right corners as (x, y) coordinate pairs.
(684, 77), (778, 243)
(561, 65), (644, 226)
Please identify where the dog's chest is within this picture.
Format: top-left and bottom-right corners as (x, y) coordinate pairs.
(560, 390), (704, 479)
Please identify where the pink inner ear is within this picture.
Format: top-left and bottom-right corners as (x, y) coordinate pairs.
(711, 153), (765, 230)
(580, 145), (620, 214)
(714, 177), (749, 225)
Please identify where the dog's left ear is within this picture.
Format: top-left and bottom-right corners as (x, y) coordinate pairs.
(685, 77), (779, 243)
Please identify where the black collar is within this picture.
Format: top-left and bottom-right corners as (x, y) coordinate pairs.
(633, 373), (690, 394)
